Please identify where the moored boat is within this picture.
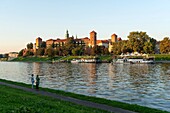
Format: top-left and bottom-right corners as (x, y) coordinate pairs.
(113, 58), (154, 64)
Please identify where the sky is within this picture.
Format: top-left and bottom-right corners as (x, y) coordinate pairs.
(0, 0), (170, 53)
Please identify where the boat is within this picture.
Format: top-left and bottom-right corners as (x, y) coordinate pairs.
(71, 59), (81, 63)
(71, 58), (100, 63)
(113, 57), (154, 64)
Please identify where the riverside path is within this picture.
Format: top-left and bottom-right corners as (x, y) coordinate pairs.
(0, 81), (136, 113)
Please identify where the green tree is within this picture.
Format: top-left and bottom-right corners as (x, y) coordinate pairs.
(18, 49), (24, 56)
(64, 37), (75, 55)
(27, 43), (33, 49)
(143, 41), (153, 54)
(71, 46), (84, 56)
(45, 47), (55, 57)
(41, 41), (46, 48)
(160, 37), (170, 54)
(128, 31), (155, 53)
(36, 48), (45, 56)
(25, 50), (34, 56)
(90, 46), (97, 56)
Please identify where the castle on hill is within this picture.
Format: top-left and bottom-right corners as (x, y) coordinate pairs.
(34, 30), (122, 53)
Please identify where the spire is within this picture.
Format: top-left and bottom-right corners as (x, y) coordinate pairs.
(76, 34), (78, 39)
(65, 30), (69, 38)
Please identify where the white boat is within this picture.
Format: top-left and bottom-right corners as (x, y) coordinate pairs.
(128, 58), (154, 64)
(71, 59), (81, 63)
(113, 58), (154, 64)
(71, 58), (98, 63)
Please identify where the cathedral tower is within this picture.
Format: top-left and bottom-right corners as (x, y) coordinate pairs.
(65, 30), (69, 39)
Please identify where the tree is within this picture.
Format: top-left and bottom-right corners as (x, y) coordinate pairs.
(18, 49), (24, 56)
(90, 46), (97, 56)
(25, 50), (34, 56)
(45, 47), (55, 57)
(127, 31), (156, 53)
(160, 37), (170, 54)
(27, 43), (33, 49)
(41, 41), (46, 48)
(36, 48), (45, 56)
(143, 41), (153, 54)
(72, 46), (84, 56)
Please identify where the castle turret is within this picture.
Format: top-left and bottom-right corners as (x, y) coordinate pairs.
(111, 34), (117, 43)
(89, 31), (97, 47)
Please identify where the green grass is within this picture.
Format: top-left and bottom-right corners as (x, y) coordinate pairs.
(0, 79), (169, 113)
(98, 55), (112, 62)
(149, 54), (170, 61)
(11, 56), (113, 62)
(0, 84), (108, 113)
(11, 56), (62, 62)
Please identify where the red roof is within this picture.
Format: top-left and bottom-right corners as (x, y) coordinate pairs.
(55, 39), (67, 42)
(46, 39), (54, 41)
(97, 40), (109, 44)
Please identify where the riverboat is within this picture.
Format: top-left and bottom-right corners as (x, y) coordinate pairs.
(113, 57), (154, 64)
(71, 58), (100, 63)
(71, 59), (81, 63)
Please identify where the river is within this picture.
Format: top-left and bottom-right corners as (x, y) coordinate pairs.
(0, 62), (170, 112)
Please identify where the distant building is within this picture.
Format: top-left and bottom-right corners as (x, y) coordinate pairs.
(97, 40), (109, 48)
(109, 34), (118, 53)
(89, 31), (97, 47)
(111, 34), (118, 43)
(36, 37), (42, 49)
(8, 52), (18, 58)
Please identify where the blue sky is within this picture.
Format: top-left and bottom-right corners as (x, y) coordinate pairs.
(0, 0), (170, 53)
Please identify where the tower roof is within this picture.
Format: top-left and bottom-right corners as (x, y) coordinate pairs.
(36, 37), (42, 40)
(90, 30), (97, 34)
(111, 34), (117, 37)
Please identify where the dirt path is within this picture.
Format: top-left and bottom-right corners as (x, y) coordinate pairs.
(0, 81), (136, 113)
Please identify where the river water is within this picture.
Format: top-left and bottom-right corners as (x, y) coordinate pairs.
(0, 62), (170, 112)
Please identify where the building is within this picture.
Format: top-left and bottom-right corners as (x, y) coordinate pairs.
(111, 34), (117, 43)
(89, 31), (97, 47)
(35, 30), (121, 53)
(97, 40), (109, 48)
(109, 34), (118, 53)
(36, 37), (42, 49)
(8, 52), (18, 58)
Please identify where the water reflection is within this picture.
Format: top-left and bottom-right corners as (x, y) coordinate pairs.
(0, 62), (170, 112)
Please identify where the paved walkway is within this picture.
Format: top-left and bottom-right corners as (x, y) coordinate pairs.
(0, 81), (136, 113)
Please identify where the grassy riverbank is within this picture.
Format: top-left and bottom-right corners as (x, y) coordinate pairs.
(149, 54), (170, 61)
(10, 54), (170, 62)
(11, 55), (112, 62)
(0, 84), (107, 113)
(0, 79), (168, 113)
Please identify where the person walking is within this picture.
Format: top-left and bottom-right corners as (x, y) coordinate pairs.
(31, 74), (34, 89)
(36, 75), (40, 90)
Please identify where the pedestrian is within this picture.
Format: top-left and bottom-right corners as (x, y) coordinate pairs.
(31, 74), (34, 89)
(36, 75), (40, 90)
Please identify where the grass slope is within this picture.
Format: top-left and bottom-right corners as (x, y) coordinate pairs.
(0, 85), (108, 113)
(0, 79), (169, 113)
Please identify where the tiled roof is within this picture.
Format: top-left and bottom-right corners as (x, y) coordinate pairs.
(97, 40), (109, 44)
